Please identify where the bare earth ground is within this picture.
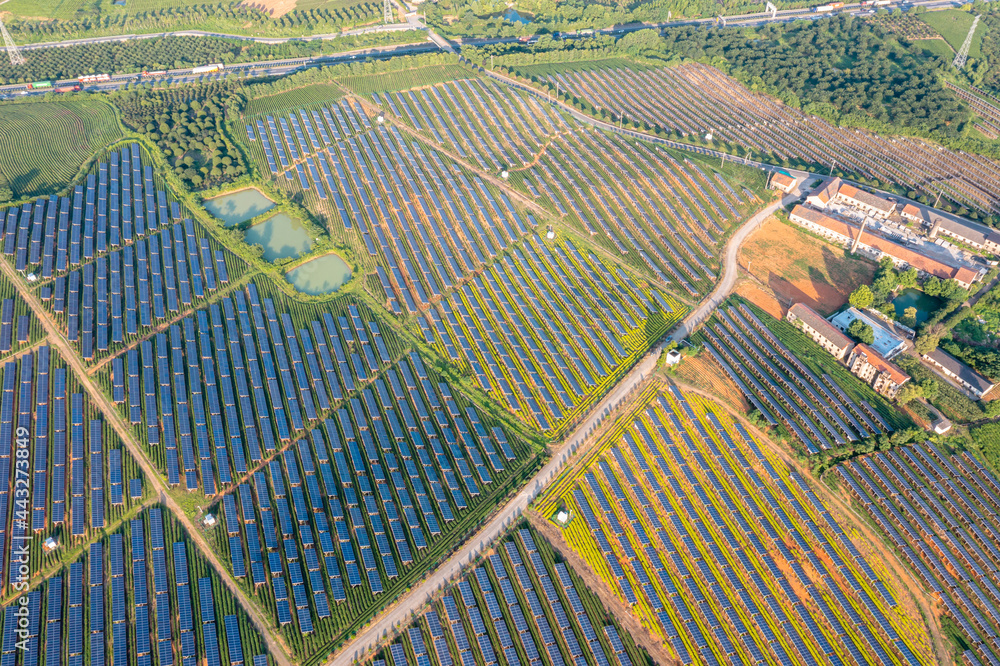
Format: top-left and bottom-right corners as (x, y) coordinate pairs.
(241, 0), (298, 17)
(738, 216), (876, 317)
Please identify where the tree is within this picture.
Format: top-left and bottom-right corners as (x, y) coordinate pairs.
(849, 284), (874, 310)
(898, 268), (918, 288)
(902, 306), (918, 327)
(848, 319), (874, 345)
(915, 333), (940, 355)
(896, 383), (923, 404)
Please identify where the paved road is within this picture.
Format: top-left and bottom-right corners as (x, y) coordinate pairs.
(327, 353), (661, 666)
(0, 259), (294, 666)
(0, 40), (438, 96)
(671, 190), (804, 340)
(0, 0), (960, 51)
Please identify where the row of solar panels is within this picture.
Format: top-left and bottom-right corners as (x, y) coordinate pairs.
(569, 390), (918, 665)
(1, 145), (180, 278)
(45, 221), (227, 359)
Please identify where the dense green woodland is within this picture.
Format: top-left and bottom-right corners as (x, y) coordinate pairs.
(659, 16), (969, 137)
(427, 0), (830, 37)
(115, 82), (248, 190)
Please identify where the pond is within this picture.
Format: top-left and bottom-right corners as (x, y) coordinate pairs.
(287, 254), (352, 295)
(245, 213), (312, 262)
(503, 8), (532, 23)
(893, 287), (943, 325)
(204, 188), (275, 226)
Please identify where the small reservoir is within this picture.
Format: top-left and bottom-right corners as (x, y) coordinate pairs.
(245, 213), (312, 262)
(893, 287), (943, 325)
(204, 188), (275, 226)
(287, 254), (352, 295)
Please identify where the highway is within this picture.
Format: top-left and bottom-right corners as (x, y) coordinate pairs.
(0, 0), (967, 77)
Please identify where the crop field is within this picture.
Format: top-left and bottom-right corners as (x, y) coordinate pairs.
(920, 10), (983, 58)
(541, 62), (1000, 215)
(2, 0), (384, 43)
(367, 524), (652, 666)
(0, 345), (147, 592)
(535, 384), (932, 665)
(0, 268), (43, 358)
(0, 100), (124, 200)
(837, 444), (1000, 663)
(693, 301), (907, 455)
(17, 143), (247, 362)
(0, 506), (269, 666)
(337, 64), (477, 97)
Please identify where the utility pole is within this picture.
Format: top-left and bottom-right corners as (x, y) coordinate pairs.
(953, 15), (980, 69)
(0, 19), (26, 67)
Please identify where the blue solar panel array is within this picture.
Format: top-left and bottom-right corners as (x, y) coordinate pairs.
(21, 508), (270, 666)
(378, 529), (624, 666)
(0, 348), (141, 551)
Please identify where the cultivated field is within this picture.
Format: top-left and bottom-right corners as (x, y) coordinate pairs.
(0, 100), (123, 199)
(1, 0), (384, 43)
(920, 9), (984, 58)
(366, 524), (652, 666)
(535, 384), (932, 665)
(541, 61), (1000, 215)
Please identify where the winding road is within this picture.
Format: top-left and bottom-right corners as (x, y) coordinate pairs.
(671, 188), (805, 340)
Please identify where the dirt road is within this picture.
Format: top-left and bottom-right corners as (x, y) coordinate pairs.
(0, 259), (293, 666)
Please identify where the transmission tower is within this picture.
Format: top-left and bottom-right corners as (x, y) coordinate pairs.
(952, 15), (980, 69)
(766, 2), (777, 19)
(384, 0), (393, 24)
(0, 19), (26, 68)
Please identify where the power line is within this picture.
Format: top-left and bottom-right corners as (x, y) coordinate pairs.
(0, 19), (26, 67)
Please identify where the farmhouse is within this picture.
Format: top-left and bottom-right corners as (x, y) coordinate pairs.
(805, 177), (842, 208)
(789, 205), (981, 288)
(805, 178), (896, 218)
(770, 172), (797, 194)
(922, 348), (997, 399)
(847, 344), (910, 399)
(786, 303), (853, 360)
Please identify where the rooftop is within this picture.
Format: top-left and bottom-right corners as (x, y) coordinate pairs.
(790, 205), (972, 283)
(772, 173), (796, 188)
(788, 302), (853, 351)
(830, 307), (906, 359)
(923, 348), (996, 395)
(837, 183), (896, 213)
(807, 177), (841, 205)
(852, 343), (910, 385)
